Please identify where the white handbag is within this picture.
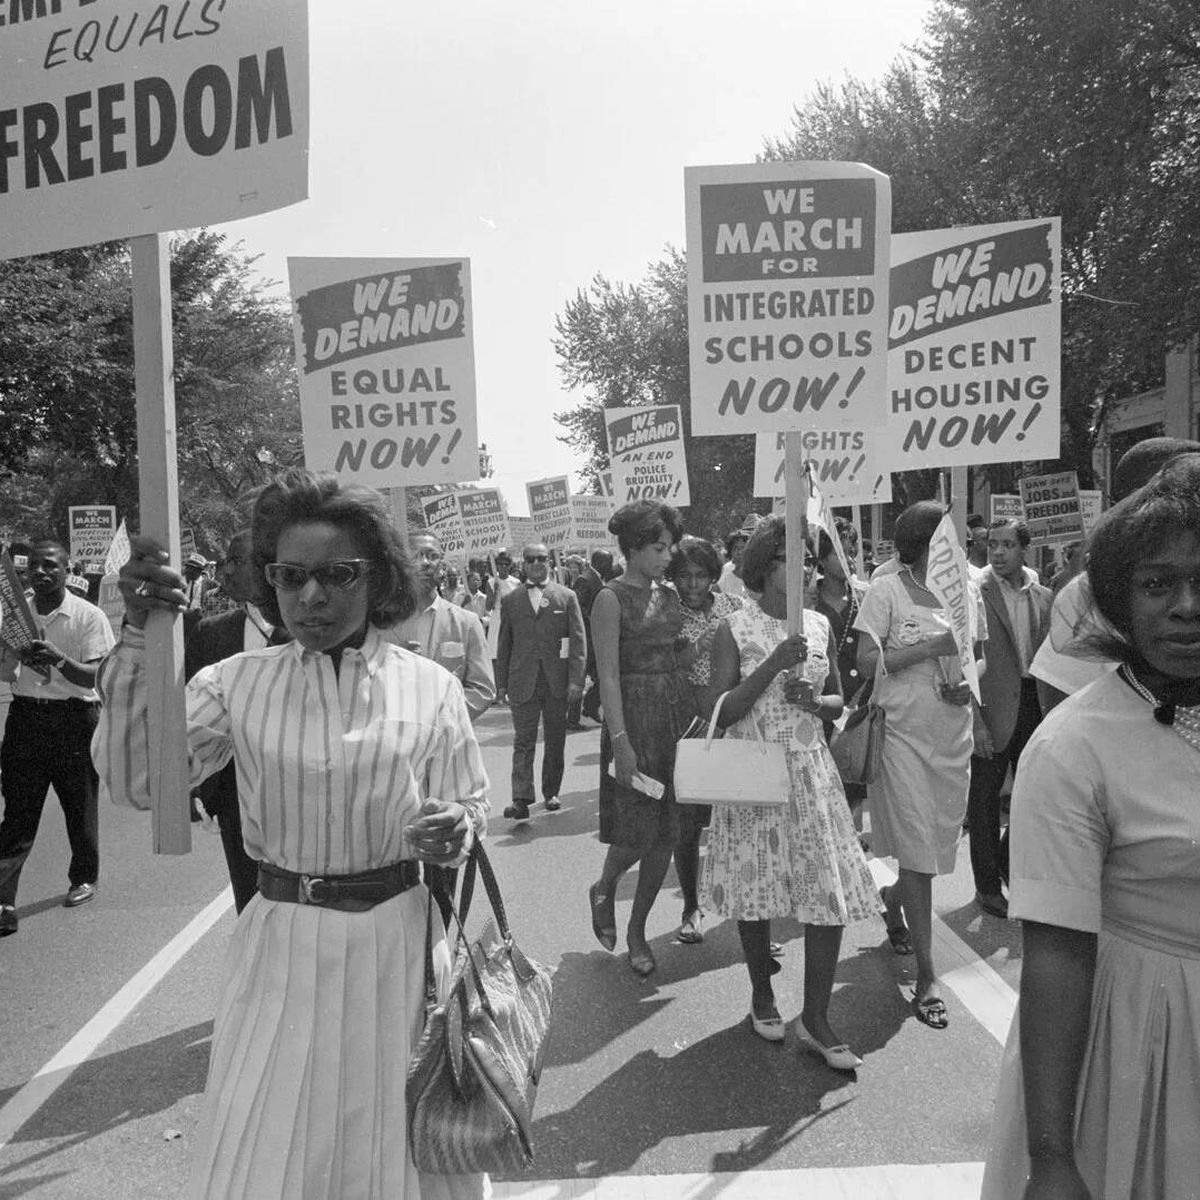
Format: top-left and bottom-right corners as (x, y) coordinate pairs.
(673, 691), (790, 806)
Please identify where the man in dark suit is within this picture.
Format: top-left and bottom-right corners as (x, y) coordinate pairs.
(568, 548), (610, 725)
(495, 542), (586, 820)
(968, 517), (1053, 918)
(185, 531), (290, 914)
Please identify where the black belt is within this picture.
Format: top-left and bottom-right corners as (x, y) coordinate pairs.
(257, 860), (421, 912)
(12, 695), (99, 709)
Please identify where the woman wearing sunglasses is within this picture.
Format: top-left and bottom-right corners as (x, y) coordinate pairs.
(94, 470), (489, 1200)
(703, 515), (877, 1064)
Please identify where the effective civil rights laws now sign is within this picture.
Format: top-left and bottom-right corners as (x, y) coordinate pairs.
(887, 219), (1062, 469)
(289, 257), (480, 490)
(605, 405), (690, 504)
(1, 0), (308, 260)
(685, 161), (891, 436)
(68, 504), (116, 564)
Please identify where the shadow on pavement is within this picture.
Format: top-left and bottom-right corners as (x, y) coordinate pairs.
(939, 899), (1025, 968)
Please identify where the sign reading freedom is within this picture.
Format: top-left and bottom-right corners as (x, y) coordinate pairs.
(0, 0), (309, 260)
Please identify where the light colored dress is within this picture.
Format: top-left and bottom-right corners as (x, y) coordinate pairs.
(854, 572), (985, 875)
(93, 625), (489, 1200)
(983, 670), (1200, 1199)
(485, 575), (520, 660)
(701, 603), (879, 924)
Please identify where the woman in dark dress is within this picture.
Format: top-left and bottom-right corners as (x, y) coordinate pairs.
(587, 500), (695, 977)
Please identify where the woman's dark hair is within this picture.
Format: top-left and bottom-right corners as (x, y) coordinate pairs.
(251, 469), (418, 627)
(893, 501), (946, 565)
(666, 535), (721, 584)
(1087, 454), (1200, 661)
(739, 515), (787, 593)
(608, 500), (684, 558)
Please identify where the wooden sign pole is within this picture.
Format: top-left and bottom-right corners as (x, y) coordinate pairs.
(850, 504), (864, 578)
(387, 486), (410, 552)
(950, 465), (969, 550)
(784, 432), (807, 640)
(131, 233), (190, 855)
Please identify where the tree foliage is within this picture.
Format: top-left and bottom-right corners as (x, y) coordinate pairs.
(0, 232), (302, 554)
(555, 0), (1200, 512)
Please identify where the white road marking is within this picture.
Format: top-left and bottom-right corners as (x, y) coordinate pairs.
(869, 859), (1016, 1045)
(491, 1162), (984, 1198)
(0, 887), (232, 1152)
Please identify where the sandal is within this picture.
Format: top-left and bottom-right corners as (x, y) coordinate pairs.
(588, 882), (616, 953)
(678, 910), (704, 944)
(911, 993), (949, 1030)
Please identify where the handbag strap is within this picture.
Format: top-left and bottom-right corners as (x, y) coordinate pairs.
(707, 690), (765, 746)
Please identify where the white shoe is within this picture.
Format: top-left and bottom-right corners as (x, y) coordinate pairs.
(750, 1011), (786, 1043)
(797, 1018), (862, 1070)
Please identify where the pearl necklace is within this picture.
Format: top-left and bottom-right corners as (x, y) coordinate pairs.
(1120, 665), (1200, 754)
(903, 566), (937, 597)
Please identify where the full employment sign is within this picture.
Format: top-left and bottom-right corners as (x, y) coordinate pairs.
(685, 161), (891, 437)
(289, 257), (480, 490)
(1, 0), (309, 260)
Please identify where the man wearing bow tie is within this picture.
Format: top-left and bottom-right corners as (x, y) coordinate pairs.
(495, 543), (586, 819)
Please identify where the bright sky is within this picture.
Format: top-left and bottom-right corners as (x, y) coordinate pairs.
(222, 0), (934, 514)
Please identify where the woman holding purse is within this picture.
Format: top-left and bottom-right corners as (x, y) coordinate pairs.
(701, 516), (878, 1065)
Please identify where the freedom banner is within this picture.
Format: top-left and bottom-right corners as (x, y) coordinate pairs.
(887, 220), (1061, 469)
(0, 0), (308, 262)
(455, 488), (511, 559)
(289, 257), (480, 489)
(685, 161), (891, 436)
(421, 492), (467, 561)
(570, 495), (615, 548)
(526, 476), (572, 551)
(103, 518), (131, 577)
(1020, 471), (1084, 547)
(924, 514), (981, 703)
(753, 429), (892, 504)
(605, 405), (690, 504)
(68, 505), (116, 564)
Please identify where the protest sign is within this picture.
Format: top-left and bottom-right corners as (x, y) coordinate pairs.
(179, 526), (197, 561)
(0, 0), (308, 261)
(887, 220), (1061, 469)
(924, 514), (981, 703)
(605, 406), (690, 504)
(753, 429), (892, 504)
(526, 477), (573, 550)
(0, 550), (49, 677)
(289, 257), (479, 489)
(103, 518), (131, 577)
(599, 471), (615, 499)
(1020, 471), (1084, 547)
(455, 488), (511, 559)
(507, 516), (537, 554)
(570, 495), (615, 548)
(685, 161), (891, 436)
(1079, 490), (1102, 535)
(68, 506), (116, 564)
(989, 494), (1024, 524)
(421, 492), (467, 562)
(97, 574), (126, 638)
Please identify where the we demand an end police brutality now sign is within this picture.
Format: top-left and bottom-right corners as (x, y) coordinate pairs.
(1, 0), (309, 260)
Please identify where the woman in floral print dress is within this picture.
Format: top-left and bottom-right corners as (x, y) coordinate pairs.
(701, 516), (878, 1066)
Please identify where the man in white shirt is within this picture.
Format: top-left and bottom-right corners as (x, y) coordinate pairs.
(0, 540), (115, 935)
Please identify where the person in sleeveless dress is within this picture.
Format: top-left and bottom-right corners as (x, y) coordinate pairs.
(587, 501), (695, 978)
(703, 516), (879, 1065)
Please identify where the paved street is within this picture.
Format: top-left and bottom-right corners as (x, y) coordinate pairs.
(0, 705), (1020, 1198)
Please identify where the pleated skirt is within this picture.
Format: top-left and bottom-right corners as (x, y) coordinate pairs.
(982, 929), (1200, 1199)
(188, 885), (489, 1200)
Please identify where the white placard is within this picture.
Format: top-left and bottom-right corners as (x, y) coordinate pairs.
(753, 430), (892, 503)
(526, 476), (572, 550)
(605, 405), (690, 504)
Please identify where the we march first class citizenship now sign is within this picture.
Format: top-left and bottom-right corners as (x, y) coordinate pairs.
(289, 257), (480, 490)
(685, 161), (891, 437)
(1, 0), (308, 259)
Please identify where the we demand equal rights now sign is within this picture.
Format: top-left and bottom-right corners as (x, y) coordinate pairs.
(289, 258), (480, 490)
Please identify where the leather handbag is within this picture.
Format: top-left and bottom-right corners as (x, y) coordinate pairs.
(406, 842), (553, 1173)
(829, 629), (886, 786)
(673, 690), (790, 806)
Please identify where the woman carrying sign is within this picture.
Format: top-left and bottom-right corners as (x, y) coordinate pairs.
(854, 501), (987, 1030)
